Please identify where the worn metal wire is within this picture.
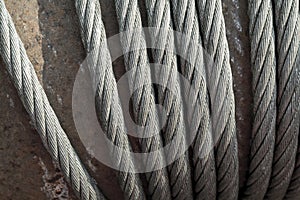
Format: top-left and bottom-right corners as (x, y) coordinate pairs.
(241, 0), (277, 199)
(158, 0), (218, 199)
(2, 0), (300, 199)
(74, 0), (146, 199)
(0, 0), (105, 199)
(196, 0), (239, 199)
(264, 0), (300, 199)
(112, 0), (181, 199)
(274, 0), (300, 199)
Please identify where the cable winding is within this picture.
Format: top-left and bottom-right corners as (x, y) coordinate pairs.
(159, 0), (217, 199)
(111, 0), (179, 199)
(145, 0), (213, 199)
(74, 0), (146, 199)
(273, 0), (300, 199)
(265, 0), (300, 199)
(0, 1), (105, 199)
(2, 0), (300, 199)
(196, 1), (239, 199)
(240, 0), (277, 199)
(143, 0), (196, 199)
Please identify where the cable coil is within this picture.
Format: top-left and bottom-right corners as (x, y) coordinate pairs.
(0, 0), (299, 199)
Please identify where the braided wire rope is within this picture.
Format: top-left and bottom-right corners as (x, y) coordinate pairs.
(274, 0), (300, 199)
(151, 0), (217, 199)
(74, 0), (146, 199)
(111, 0), (183, 199)
(241, 0), (277, 199)
(264, 0), (300, 199)
(144, 0), (210, 199)
(195, 1), (239, 199)
(2, 0), (300, 199)
(0, 1), (105, 199)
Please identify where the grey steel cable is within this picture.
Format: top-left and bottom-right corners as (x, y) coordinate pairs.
(287, 129), (300, 198)
(152, 0), (217, 199)
(196, 0), (239, 199)
(144, 1), (195, 199)
(265, 0), (300, 199)
(241, 0), (277, 199)
(112, 0), (181, 199)
(0, 1), (105, 199)
(74, 0), (146, 199)
(274, 0), (300, 199)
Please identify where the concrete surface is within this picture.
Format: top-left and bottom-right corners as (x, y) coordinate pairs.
(0, 0), (252, 199)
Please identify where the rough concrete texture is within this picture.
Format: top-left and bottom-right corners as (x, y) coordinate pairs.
(222, 0), (253, 190)
(0, 0), (252, 199)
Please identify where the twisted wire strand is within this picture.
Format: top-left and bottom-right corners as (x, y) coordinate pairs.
(287, 124), (300, 198)
(156, 0), (217, 199)
(265, 0), (300, 199)
(74, 0), (146, 199)
(0, 1), (105, 199)
(112, 0), (178, 199)
(274, 1), (300, 199)
(146, 0), (212, 199)
(196, 1), (239, 199)
(240, 0), (277, 199)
